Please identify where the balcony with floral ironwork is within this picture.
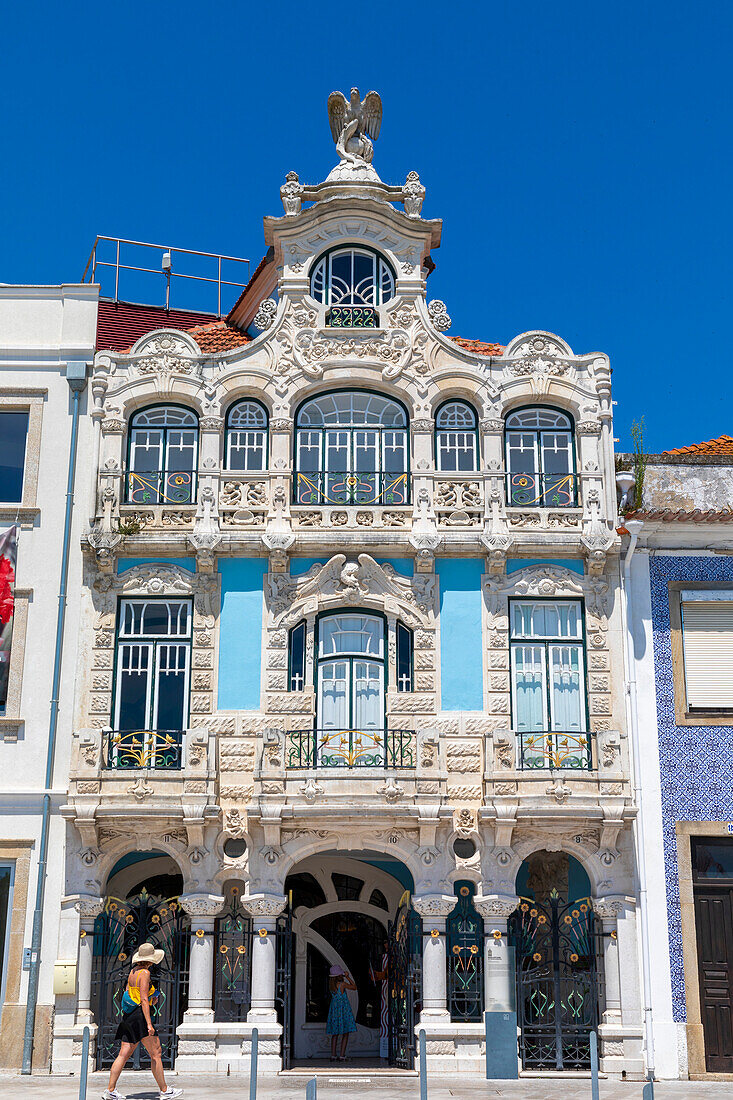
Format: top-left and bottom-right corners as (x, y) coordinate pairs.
(285, 728), (416, 769)
(505, 471), (579, 509)
(102, 728), (184, 770)
(516, 730), (594, 771)
(293, 470), (410, 507)
(66, 725), (219, 852)
(125, 469), (197, 506)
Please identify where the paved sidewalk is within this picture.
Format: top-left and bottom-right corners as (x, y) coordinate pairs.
(1, 1073), (732, 1100)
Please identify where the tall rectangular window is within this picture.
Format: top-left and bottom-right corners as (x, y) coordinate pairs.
(681, 593), (733, 712)
(510, 600), (586, 733)
(0, 412), (29, 502)
(115, 599), (192, 730)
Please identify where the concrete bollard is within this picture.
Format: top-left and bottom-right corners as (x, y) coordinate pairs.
(590, 1031), (599, 1100)
(419, 1028), (427, 1100)
(249, 1027), (258, 1100)
(306, 1076), (317, 1100)
(78, 1026), (90, 1100)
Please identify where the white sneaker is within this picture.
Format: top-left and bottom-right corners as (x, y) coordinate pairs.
(102, 1090), (126, 1100)
(160, 1090), (184, 1100)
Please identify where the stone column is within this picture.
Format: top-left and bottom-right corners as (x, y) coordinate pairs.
(241, 893), (288, 1021)
(592, 896), (622, 1024)
(179, 894), (226, 1021)
(412, 894), (457, 1020)
(474, 894), (520, 1011)
(75, 896), (104, 1023)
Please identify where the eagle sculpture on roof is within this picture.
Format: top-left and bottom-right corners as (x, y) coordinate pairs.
(327, 88), (382, 166)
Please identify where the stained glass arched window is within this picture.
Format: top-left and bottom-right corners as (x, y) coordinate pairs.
(127, 405), (198, 504)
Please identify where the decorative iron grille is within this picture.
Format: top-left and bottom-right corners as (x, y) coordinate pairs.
(326, 305), (378, 327)
(126, 469), (196, 505)
(91, 891), (190, 1069)
(294, 470), (409, 506)
(387, 895), (423, 1069)
(275, 907), (293, 1070)
(103, 729), (183, 769)
(509, 891), (604, 1070)
(506, 472), (577, 508)
(214, 888), (252, 1022)
(447, 883), (484, 1022)
(516, 731), (594, 770)
(286, 728), (416, 768)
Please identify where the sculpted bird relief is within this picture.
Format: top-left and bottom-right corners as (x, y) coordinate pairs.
(328, 88), (382, 166)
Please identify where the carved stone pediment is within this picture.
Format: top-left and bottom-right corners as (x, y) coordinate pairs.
(266, 553), (435, 628)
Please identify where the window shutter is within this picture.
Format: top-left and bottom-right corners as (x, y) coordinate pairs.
(682, 600), (733, 708)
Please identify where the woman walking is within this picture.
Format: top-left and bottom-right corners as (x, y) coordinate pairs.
(326, 965), (357, 1062)
(102, 942), (183, 1100)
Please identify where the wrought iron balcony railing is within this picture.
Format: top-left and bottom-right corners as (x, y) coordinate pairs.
(506, 472), (578, 508)
(286, 728), (416, 769)
(125, 469), (197, 505)
(326, 305), (378, 327)
(294, 470), (410, 506)
(103, 729), (183, 769)
(516, 730), (593, 771)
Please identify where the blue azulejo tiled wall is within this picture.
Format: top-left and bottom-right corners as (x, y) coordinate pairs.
(650, 554), (733, 1020)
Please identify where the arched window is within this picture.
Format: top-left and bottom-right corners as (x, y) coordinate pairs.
(316, 612), (385, 765)
(127, 405), (198, 504)
(295, 391), (409, 505)
(435, 400), (479, 471)
(310, 247), (395, 328)
(504, 407), (576, 508)
(225, 399), (268, 471)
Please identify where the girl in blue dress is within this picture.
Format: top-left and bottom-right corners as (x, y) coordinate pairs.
(326, 965), (357, 1061)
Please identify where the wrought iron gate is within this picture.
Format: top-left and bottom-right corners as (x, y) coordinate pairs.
(387, 891), (422, 1068)
(214, 887), (253, 1021)
(91, 890), (190, 1069)
(447, 882), (484, 1022)
(275, 906), (293, 1070)
(509, 891), (603, 1070)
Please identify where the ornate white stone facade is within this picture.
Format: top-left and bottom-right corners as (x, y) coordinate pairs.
(54, 96), (644, 1079)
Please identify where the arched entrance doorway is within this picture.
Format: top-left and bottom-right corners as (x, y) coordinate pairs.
(510, 850), (603, 1071)
(91, 851), (189, 1070)
(285, 852), (414, 1065)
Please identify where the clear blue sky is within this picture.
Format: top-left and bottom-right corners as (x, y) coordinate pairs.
(4, 1), (731, 453)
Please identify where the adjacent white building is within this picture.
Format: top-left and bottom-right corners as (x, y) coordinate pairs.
(0, 284), (98, 1070)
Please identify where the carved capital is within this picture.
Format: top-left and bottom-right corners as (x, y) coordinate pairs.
(411, 893), (457, 918)
(179, 893), (226, 918)
(473, 893), (520, 919)
(73, 894), (105, 920)
(241, 892), (288, 918)
(592, 894), (633, 920)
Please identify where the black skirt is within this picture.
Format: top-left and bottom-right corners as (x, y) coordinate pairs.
(115, 1005), (155, 1045)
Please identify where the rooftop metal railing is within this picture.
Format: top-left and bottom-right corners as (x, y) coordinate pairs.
(81, 236), (251, 317)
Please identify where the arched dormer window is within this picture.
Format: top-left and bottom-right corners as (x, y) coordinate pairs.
(294, 391), (409, 506)
(504, 407), (576, 508)
(225, 399), (268, 471)
(435, 400), (479, 471)
(127, 405), (198, 504)
(310, 247), (395, 328)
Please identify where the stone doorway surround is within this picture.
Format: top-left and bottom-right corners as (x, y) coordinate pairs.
(675, 820), (733, 1080)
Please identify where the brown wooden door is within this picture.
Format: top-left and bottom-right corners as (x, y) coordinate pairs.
(694, 887), (733, 1071)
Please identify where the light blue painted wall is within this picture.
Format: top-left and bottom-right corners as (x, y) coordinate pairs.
(290, 557), (413, 577)
(217, 558), (268, 710)
(435, 558), (484, 711)
(117, 557), (196, 573)
(506, 558), (584, 575)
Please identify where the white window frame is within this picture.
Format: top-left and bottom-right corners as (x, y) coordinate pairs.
(509, 599), (587, 733)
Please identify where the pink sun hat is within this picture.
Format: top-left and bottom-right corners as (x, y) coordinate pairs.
(329, 965), (345, 977)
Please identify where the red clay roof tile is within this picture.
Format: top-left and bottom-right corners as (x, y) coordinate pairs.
(662, 435), (733, 456)
(186, 320), (252, 352)
(450, 336), (504, 356)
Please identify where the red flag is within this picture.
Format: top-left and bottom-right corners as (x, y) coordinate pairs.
(0, 526), (17, 708)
